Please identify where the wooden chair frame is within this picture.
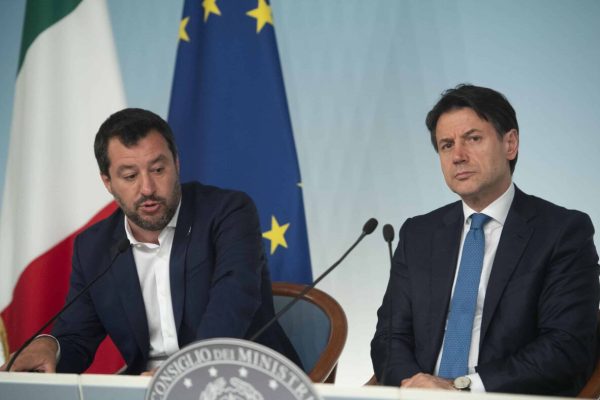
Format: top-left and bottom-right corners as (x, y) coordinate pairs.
(0, 316), (9, 362)
(272, 282), (347, 383)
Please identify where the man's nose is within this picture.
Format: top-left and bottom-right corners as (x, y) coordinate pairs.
(452, 142), (467, 164)
(140, 173), (156, 195)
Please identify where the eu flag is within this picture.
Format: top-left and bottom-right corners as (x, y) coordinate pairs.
(168, 0), (312, 283)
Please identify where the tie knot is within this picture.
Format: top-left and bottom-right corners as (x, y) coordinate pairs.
(470, 213), (490, 230)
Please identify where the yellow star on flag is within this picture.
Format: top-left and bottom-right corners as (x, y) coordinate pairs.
(246, 0), (273, 33)
(262, 215), (290, 255)
(203, 0), (221, 22)
(179, 17), (190, 42)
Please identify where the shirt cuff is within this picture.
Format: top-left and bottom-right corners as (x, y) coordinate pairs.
(36, 334), (61, 364)
(467, 372), (486, 392)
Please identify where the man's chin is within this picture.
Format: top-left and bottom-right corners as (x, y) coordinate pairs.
(128, 214), (169, 232)
(138, 219), (169, 232)
(450, 183), (479, 198)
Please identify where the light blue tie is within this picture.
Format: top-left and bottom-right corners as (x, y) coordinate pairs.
(438, 213), (491, 379)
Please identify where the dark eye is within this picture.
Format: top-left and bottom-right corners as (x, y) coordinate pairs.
(439, 142), (452, 151)
(468, 135), (482, 142)
(124, 174), (137, 181)
(153, 167), (164, 174)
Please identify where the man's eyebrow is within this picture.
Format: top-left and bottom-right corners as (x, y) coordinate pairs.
(114, 154), (168, 174)
(115, 164), (137, 174)
(437, 128), (482, 146)
(461, 128), (481, 137)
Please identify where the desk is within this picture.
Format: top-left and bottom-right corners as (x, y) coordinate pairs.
(0, 372), (577, 400)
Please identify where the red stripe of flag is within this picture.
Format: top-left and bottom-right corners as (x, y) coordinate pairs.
(1, 201), (125, 373)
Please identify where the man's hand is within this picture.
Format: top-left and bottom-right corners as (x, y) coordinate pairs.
(0, 336), (58, 373)
(401, 373), (455, 390)
(141, 367), (158, 376)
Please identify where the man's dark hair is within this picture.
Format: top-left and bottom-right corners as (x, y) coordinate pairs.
(94, 108), (178, 177)
(425, 84), (519, 173)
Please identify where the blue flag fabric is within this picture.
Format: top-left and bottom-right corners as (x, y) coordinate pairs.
(168, 0), (312, 283)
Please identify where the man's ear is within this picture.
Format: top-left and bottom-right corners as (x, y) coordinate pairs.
(504, 129), (519, 161)
(101, 173), (113, 195)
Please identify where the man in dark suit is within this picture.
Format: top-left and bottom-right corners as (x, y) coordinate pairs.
(371, 84), (599, 395)
(4, 108), (300, 374)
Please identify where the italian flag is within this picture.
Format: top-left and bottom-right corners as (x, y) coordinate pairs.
(0, 0), (125, 372)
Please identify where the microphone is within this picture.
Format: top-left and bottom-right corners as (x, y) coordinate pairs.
(250, 218), (378, 342)
(380, 223), (395, 386)
(383, 224), (394, 263)
(6, 237), (131, 372)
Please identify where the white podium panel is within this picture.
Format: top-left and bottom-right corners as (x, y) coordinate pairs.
(0, 372), (80, 400)
(80, 374), (150, 400)
(0, 373), (579, 400)
(315, 385), (577, 400)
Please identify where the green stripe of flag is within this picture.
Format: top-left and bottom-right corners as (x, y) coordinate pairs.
(18, 0), (82, 72)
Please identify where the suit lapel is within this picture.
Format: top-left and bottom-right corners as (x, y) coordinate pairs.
(170, 187), (194, 333)
(109, 231), (150, 358)
(480, 187), (535, 343)
(107, 186), (194, 362)
(429, 204), (464, 354)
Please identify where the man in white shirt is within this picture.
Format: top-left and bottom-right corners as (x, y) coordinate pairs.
(371, 84), (599, 395)
(2, 108), (301, 374)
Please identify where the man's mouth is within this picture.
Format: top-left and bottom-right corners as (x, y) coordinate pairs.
(139, 201), (161, 213)
(455, 171), (475, 180)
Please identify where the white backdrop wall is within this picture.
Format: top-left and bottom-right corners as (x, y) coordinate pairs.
(1, 0), (599, 386)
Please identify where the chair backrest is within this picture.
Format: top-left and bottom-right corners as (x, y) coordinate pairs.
(0, 316), (8, 364)
(578, 310), (600, 398)
(271, 282), (347, 383)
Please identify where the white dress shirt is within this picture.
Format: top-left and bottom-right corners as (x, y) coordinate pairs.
(434, 183), (515, 391)
(124, 201), (181, 370)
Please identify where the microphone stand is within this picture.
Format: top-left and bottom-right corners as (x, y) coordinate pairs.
(250, 218), (378, 342)
(380, 224), (395, 385)
(6, 238), (130, 372)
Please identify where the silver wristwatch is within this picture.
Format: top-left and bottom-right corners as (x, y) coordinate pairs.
(453, 376), (472, 391)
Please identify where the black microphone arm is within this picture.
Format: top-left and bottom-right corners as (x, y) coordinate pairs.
(6, 238), (130, 372)
(250, 218), (378, 342)
(380, 223), (395, 385)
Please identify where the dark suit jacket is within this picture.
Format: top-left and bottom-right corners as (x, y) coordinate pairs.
(371, 187), (599, 396)
(53, 182), (301, 374)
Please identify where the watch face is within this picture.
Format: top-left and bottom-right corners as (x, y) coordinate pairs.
(454, 376), (471, 390)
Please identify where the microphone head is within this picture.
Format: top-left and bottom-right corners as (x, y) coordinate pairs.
(117, 238), (131, 253)
(383, 224), (395, 243)
(362, 218), (378, 235)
